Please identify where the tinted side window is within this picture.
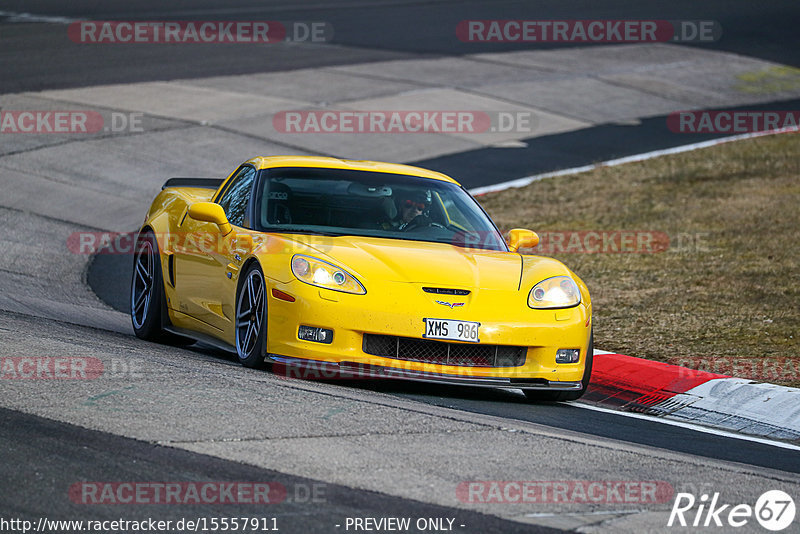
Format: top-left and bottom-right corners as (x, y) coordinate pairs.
(217, 166), (256, 228)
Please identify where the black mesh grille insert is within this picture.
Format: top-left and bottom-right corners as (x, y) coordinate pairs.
(362, 334), (526, 367)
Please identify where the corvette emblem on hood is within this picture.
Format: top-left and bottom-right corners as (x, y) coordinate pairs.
(435, 300), (465, 308)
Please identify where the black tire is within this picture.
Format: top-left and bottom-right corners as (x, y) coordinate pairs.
(235, 262), (268, 369)
(130, 231), (167, 341)
(524, 329), (593, 402)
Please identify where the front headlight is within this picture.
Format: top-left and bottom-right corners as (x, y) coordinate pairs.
(291, 254), (366, 294)
(528, 276), (581, 309)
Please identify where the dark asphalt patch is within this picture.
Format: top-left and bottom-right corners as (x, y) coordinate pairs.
(412, 98), (800, 190)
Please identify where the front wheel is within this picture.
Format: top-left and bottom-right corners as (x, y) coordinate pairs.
(235, 263), (268, 368)
(131, 231), (165, 340)
(524, 330), (593, 402)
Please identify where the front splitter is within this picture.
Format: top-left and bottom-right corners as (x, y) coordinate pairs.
(267, 354), (583, 390)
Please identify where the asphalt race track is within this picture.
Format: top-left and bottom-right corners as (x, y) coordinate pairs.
(2, 0), (800, 95)
(2, 2), (800, 533)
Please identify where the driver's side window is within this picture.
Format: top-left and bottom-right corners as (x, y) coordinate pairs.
(217, 166), (256, 228)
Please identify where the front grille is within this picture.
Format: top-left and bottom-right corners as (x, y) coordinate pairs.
(362, 334), (526, 367)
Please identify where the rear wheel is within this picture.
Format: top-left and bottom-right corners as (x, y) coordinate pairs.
(524, 330), (593, 402)
(235, 263), (267, 368)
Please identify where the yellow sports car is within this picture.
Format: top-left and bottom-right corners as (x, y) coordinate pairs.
(131, 156), (592, 401)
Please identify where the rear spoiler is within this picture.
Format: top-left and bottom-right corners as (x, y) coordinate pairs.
(162, 177), (224, 190)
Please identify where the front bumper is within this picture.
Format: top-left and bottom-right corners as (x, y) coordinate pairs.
(265, 278), (591, 385)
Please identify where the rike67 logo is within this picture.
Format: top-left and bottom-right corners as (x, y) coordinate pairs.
(668, 490), (795, 531)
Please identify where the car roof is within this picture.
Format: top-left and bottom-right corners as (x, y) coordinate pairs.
(245, 156), (460, 185)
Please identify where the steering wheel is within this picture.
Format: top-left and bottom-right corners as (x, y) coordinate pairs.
(401, 215), (430, 231)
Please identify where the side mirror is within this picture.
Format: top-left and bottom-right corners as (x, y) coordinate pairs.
(507, 228), (539, 253)
(188, 202), (232, 235)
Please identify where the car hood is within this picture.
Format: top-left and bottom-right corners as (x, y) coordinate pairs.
(286, 235), (524, 291)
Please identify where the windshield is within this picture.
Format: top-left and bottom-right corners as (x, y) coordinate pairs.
(253, 167), (507, 251)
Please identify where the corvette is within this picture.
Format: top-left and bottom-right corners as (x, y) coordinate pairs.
(131, 156), (592, 400)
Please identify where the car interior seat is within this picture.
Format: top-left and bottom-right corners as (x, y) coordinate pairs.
(262, 181), (292, 225)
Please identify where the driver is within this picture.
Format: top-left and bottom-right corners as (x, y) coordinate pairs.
(389, 190), (430, 230)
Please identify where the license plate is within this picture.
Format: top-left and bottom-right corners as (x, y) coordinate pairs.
(423, 318), (480, 343)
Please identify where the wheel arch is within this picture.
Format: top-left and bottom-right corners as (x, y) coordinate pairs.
(236, 256), (264, 296)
